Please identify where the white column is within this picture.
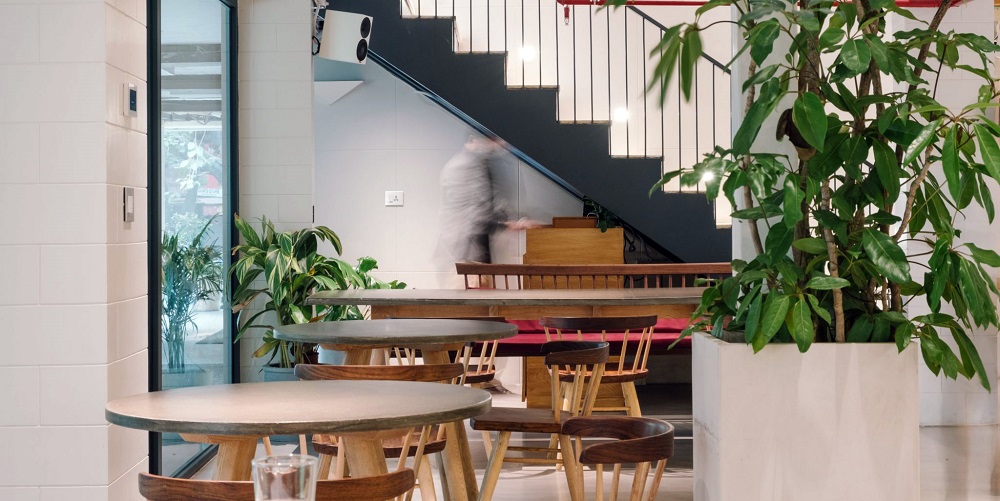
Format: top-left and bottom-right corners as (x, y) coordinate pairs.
(238, 0), (316, 381)
(0, 0), (149, 499)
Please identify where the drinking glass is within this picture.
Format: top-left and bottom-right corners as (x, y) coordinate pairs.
(251, 454), (319, 501)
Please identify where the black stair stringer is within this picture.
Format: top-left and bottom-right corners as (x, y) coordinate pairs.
(330, 0), (732, 263)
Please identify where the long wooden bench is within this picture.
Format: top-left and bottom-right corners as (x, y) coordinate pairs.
(455, 263), (730, 407)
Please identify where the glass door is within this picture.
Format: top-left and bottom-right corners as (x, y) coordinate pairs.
(153, 0), (237, 476)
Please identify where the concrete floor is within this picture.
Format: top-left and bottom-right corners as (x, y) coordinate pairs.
(195, 384), (1000, 500)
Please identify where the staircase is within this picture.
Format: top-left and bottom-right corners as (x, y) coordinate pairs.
(328, 0), (733, 263)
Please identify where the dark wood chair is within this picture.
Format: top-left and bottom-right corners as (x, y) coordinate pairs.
(293, 363), (464, 501)
(559, 416), (675, 501)
(138, 468), (415, 501)
(541, 315), (658, 416)
(472, 340), (609, 501)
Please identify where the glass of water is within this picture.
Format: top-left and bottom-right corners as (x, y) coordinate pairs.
(251, 454), (319, 501)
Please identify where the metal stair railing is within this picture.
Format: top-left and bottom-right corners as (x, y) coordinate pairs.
(398, 0), (733, 227)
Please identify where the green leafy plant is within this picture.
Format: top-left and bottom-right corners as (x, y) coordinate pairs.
(162, 216), (224, 370)
(583, 197), (622, 232)
(229, 214), (405, 369)
(641, 0), (1000, 389)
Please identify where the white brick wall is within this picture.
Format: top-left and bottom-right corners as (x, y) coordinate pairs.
(238, 0), (314, 231)
(0, 0), (148, 498)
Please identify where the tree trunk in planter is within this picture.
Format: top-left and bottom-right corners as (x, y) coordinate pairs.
(692, 332), (918, 500)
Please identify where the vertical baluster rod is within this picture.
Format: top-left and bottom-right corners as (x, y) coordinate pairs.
(624, 12), (629, 156)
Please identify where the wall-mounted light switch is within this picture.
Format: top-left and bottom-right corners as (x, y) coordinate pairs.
(123, 187), (135, 222)
(124, 83), (137, 117)
(385, 191), (404, 207)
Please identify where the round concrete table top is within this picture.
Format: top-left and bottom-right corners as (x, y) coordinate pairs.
(106, 380), (491, 436)
(272, 318), (517, 346)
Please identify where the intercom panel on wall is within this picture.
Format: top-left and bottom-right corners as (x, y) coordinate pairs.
(318, 10), (373, 64)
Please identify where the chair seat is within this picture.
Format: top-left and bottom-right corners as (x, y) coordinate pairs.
(471, 407), (571, 433)
(558, 368), (649, 384)
(463, 371), (496, 385)
(312, 428), (446, 459)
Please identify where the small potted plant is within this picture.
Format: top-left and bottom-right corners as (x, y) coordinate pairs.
(229, 214), (404, 380)
(635, 0), (1000, 496)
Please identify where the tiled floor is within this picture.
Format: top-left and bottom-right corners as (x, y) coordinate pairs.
(197, 384), (1000, 500)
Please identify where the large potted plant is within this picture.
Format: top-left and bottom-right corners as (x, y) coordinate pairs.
(639, 0), (1000, 497)
(161, 216), (223, 375)
(229, 215), (404, 381)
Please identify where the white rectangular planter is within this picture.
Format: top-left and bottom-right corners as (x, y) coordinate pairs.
(693, 332), (919, 501)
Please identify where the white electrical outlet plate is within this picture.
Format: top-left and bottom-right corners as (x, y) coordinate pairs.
(123, 187), (135, 222)
(385, 191), (404, 207)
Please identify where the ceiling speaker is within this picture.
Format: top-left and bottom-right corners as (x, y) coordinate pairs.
(318, 10), (373, 64)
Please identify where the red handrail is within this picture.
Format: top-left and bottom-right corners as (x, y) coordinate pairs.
(556, 0), (961, 7)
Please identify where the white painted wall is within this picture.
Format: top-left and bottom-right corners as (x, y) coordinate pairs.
(313, 60), (583, 289)
(0, 0), (149, 498)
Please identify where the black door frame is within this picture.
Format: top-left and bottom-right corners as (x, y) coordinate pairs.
(147, 0), (240, 476)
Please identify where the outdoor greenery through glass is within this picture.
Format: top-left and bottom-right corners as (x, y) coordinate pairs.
(625, 0), (1000, 389)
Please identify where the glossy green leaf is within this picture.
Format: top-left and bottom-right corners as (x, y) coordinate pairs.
(754, 294), (790, 352)
(942, 126), (961, 202)
(819, 27), (845, 48)
(902, 119), (941, 167)
(846, 314), (875, 342)
(679, 29), (702, 101)
(765, 222), (794, 262)
(862, 228), (912, 283)
(966, 243), (1000, 267)
(840, 39), (872, 73)
(733, 79), (780, 155)
(872, 140), (900, 202)
(793, 237), (828, 255)
(749, 20), (781, 66)
(806, 294), (832, 324)
(953, 325), (991, 390)
(783, 177), (805, 227)
(895, 322), (914, 352)
(788, 297), (813, 352)
(974, 124), (1000, 185)
(805, 276), (850, 290)
(792, 92), (828, 152)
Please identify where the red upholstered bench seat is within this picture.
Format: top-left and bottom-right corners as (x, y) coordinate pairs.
(486, 318), (695, 357)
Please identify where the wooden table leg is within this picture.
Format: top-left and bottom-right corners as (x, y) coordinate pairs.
(422, 349), (478, 501)
(341, 433), (389, 478)
(342, 347), (375, 365)
(441, 420), (477, 501)
(180, 434), (259, 481)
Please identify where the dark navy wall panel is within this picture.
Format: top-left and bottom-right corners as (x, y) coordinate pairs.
(329, 0), (731, 262)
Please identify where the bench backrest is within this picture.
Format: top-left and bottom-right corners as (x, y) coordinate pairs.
(456, 263), (731, 290)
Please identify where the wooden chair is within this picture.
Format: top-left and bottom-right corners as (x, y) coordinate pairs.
(293, 363), (465, 501)
(559, 416), (675, 501)
(472, 341), (610, 501)
(138, 468), (415, 501)
(541, 315), (658, 416)
(388, 315), (511, 457)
